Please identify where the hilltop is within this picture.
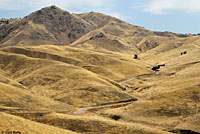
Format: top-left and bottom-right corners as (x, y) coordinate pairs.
(0, 6), (94, 46)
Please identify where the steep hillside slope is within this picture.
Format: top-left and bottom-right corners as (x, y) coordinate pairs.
(0, 6), (94, 47)
(71, 12), (156, 53)
(0, 82), (73, 113)
(71, 11), (196, 54)
(0, 112), (77, 134)
(0, 45), (151, 107)
(76, 11), (123, 28)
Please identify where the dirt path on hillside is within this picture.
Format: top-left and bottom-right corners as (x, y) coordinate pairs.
(119, 72), (159, 93)
(75, 99), (137, 114)
(75, 78), (136, 115)
(75, 73), (159, 115)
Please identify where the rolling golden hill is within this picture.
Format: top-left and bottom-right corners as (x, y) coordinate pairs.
(0, 5), (199, 134)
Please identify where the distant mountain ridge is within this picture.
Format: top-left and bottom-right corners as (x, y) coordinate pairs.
(0, 6), (199, 51)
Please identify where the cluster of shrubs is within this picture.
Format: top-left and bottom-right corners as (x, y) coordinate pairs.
(181, 51), (187, 55)
(89, 32), (105, 40)
(151, 64), (165, 71)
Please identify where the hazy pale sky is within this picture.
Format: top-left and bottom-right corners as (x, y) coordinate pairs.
(0, 0), (200, 34)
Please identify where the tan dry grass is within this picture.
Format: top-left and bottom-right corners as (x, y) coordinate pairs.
(0, 112), (77, 134)
(20, 112), (172, 134)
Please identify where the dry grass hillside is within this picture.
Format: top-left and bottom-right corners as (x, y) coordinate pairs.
(103, 36), (200, 133)
(0, 112), (77, 134)
(76, 11), (123, 28)
(16, 112), (172, 134)
(0, 81), (74, 112)
(0, 6), (94, 47)
(0, 6), (200, 134)
(0, 46), (149, 107)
